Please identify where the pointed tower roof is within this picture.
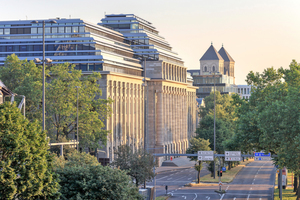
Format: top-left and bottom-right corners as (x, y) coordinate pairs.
(218, 46), (235, 62)
(200, 44), (224, 61)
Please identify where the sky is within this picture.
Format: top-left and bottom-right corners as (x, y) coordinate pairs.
(1, 0), (300, 84)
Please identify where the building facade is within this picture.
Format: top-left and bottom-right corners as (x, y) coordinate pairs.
(0, 16), (198, 165)
(237, 85), (252, 99)
(188, 44), (237, 98)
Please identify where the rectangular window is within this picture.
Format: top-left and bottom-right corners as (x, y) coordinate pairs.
(13, 45), (19, 52)
(0, 29), (3, 35)
(72, 27), (78, 33)
(52, 27), (57, 33)
(79, 26), (85, 32)
(238, 88), (240, 93)
(247, 88), (250, 94)
(95, 64), (102, 71)
(10, 28), (17, 34)
(65, 27), (71, 33)
(4, 29), (10, 35)
(38, 28), (43, 34)
(20, 45), (27, 51)
(45, 27), (51, 33)
(31, 28), (37, 34)
(7, 46), (13, 51)
(58, 27), (64, 33)
(80, 64), (87, 71)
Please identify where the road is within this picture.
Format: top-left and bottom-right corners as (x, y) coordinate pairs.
(163, 161), (275, 200)
(148, 164), (210, 197)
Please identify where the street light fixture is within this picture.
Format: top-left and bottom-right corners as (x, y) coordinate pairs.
(31, 20), (57, 131)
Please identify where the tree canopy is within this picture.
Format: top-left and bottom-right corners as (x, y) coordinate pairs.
(0, 55), (112, 149)
(111, 145), (155, 187)
(0, 102), (60, 200)
(54, 151), (142, 200)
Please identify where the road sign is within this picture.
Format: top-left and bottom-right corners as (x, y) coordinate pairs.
(219, 181), (222, 186)
(255, 157), (272, 161)
(198, 151), (214, 161)
(225, 151), (242, 161)
(222, 167), (226, 171)
(254, 152), (271, 161)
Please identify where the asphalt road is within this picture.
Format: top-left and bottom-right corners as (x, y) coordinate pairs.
(147, 164), (210, 197)
(165, 161), (276, 200)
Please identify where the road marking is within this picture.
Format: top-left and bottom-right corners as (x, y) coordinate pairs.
(193, 193), (197, 200)
(188, 177), (192, 180)
(167, 178), (172, 180)
(182, 196), (186, 199)
(225, 186), (229, 191)
(220, 193), (225, 200)
(250, 188), (252, 190)
(233, 198), (236, 200)
(252, 182), (254, 185)
(206, 196), (210, 200)
(247, 194), (250, 200)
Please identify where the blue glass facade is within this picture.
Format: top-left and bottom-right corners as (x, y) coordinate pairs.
(0, 18), (141, 74)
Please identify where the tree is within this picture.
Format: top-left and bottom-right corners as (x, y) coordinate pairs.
(0, 54), (43, 121)
(0, 102), (60, 200)
(0, 55), (112, 149)
(111, 145), (155, 187)
(186, 138), (211, 183)
(46, 63), (112, 149)
(196, 91), (236, 154)
(54, 151), (142, 200)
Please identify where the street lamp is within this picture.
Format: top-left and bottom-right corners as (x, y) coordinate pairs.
(210, 70), (219, 179)
(31, 20), (57, 131)
(75, 86), (80, 151)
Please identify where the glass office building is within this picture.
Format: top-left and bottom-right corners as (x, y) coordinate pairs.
(0, 18), (142, 75)
(99, 14), (183, 65)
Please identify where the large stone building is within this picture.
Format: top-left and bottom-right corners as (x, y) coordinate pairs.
(188, 44), (237, 98)
(0, 15), (198, 165)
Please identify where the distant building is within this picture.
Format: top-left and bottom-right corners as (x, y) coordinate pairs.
(188, 44), (237, 98)
(0, 15), (198, 165)
(237, 85), (252, 99)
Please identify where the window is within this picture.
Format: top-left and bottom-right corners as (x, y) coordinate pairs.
(31, 28), (37, 34)
(79, 26), (85, 32)
(238, 88), (240, 93)
(65, 27), (72, 33)
(0, 29), (3, 35)
(4, 29), (10, 35)
(247, 88), (250, 94)
(38, 28), (43, 34)
(204, 66), (207, 72)
(58, 27), (64, 33)
(72, 27), (78, 33)
(213, 66), (215, 72)
(45, 27), (51, 33)
(52, 27), (57, 33)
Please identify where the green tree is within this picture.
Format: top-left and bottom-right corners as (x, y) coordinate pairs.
(196, 91), (236, 154)
(0, 55), (112, 149)
(0, 54), (43, 120)
(186, 138), (211, 183)
(111, 145), (156, 187)
(54, 151), (142, 200)
(0, 102), (60, 200)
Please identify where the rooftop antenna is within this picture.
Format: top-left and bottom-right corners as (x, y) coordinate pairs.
(26, 16), (28, 20)
(211, 41), (213, 45)
(69, 15), (71, 19)
(104, 11), (106, 16)
(222, 43), (223, 47)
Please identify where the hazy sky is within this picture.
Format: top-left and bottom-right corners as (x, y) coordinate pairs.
(1, 0), (300, 84)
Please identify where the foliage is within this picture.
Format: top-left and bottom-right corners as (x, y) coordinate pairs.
(111, 145), (155, 187)
(46, 63), (112, 149)
(196, 91), (236, 154)
(0, 55), (112, 149)
(0, 54), (43, 120)
(186, 137), (211, 183)
(0, 102), (60, 200)
(54, 151), (142, 200)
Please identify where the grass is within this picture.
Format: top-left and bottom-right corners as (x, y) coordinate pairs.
(156, 195), (170, 200)
(273, 188), (295, 200)
(199, 158), (254, 183)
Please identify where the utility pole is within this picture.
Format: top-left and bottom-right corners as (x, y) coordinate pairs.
(213, 72), (216, 179)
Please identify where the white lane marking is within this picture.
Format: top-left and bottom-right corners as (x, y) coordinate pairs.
(167, 178), (172, 180)
(225, 186), (229, 191)
(233, 198), (236, 200)
(188, 177), (192, 180)
(220, 194), (225, 200)
(206, 196), (210, 200)
(247, 194), (250, 200)
(252, 182), (254, 185)
(193, 193), (197, 200)
(182, 196), (187, 199)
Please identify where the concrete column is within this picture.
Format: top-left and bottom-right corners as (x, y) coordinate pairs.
(156, 90), (164, 146)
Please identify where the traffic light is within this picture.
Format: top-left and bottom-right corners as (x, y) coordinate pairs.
(218, 170), (223, 177)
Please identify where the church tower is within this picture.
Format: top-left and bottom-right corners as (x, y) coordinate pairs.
(218, 45), (235, 83)
(199, 44), (224, 75)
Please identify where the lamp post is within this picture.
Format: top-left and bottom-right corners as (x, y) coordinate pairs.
(210, 71), (219, 179)
(75, 86), (80, 151)
(31, 20), (57, 131)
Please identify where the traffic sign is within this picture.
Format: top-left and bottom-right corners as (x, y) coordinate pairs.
(254, 152), (271, 161)
(225, 151), (242, 161)
(198, 151), (214, 161)
(222, 167), (226, 171)
(219, 181), (222, 186)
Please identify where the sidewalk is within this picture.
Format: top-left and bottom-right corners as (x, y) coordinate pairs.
(155, 157), (195, 174)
